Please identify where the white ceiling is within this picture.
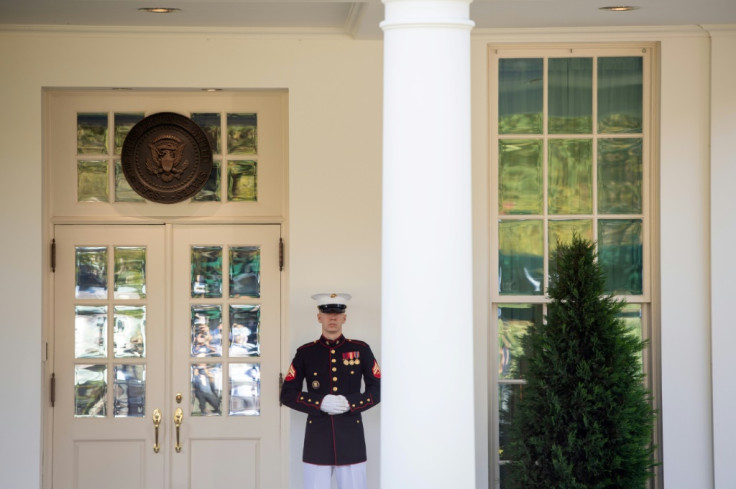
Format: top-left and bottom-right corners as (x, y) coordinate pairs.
(0, 0), (734, 39)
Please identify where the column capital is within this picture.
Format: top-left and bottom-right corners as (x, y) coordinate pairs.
(380, 0), (475, 32)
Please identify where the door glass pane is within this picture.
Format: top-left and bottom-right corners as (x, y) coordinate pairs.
(114, 246), (147, 299)
(114, 160), (145, 202)
(548, 57), (593, 134)
(191, 363), (222, 416)
(114, 364), (146, 417)
(598, 57), (643, 134)
(498, 304), (542, 380)
(619, 304), (644, 371)
(191, 305), (223, 357)
(499, 219), (543, 295)
(75, 246), (108, 299)
(113, 305), (146, 358)
(598, 219), (643, 295)
(498, 58), (543, 134)
(230, 305), (260, 357)
(498, 383), (523, 460)
(230, 363), (261, 416)
(113, 113), (144, 154)
(598, 138), (643, 214)
(77, 113), (108, 154)
(191, 112), (222, 154)
(191, 246), (222, 298)
(77, 160), (109, 202)
(75, 364), (107, 417)
(548, 138), (593, 215)
(227, 160), (257, 202)
(499, 139), (543, 215)
(193, 160), (221, 202)
(75, 305), (107, 359)
(548, 219), (593, 277)
(230, 246), (261, 298)
(227, 113), (257, 154)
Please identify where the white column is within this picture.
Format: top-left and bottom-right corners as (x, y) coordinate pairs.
(380, 2), (475, 488)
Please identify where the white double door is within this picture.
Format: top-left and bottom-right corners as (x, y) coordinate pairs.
(52, 224), (281, 489)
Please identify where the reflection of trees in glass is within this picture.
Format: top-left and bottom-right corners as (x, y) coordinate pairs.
(114, 247), (146, 299)
(229, 246), (261, 298)
(598, 138), (642, 214)
(191, 246), (223, 298)
(598, 219), (643, 295)
(499, 139), (543, 215)
(77, 113), (108, 154)
(75, 365), (107, 417)
(227, 113), (257, 154)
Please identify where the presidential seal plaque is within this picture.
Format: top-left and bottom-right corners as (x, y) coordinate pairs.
(121, 112), (213, 204)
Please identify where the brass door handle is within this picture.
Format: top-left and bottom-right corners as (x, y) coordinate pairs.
(174, 407), (183, 453)
(152, 408), (162, 453)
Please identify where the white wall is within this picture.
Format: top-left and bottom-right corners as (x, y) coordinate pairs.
(0, 28), (383, 489)
(709, 25), (736, 489)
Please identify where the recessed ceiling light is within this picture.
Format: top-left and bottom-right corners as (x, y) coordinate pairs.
(202, 88), (222, 92)
(138, 7), (181, 14)
(599, 5), (640, 11)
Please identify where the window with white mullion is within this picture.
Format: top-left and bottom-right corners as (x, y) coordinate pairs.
(491, 43), (656, 489)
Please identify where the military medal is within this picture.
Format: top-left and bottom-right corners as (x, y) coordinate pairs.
(343, 351), (360, 366)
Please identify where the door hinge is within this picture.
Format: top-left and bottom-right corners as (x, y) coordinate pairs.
(50, 373), (56, 407)
(51, 238), (56, 273)
(279, 372), (283, 405)
(279, 238), (284, 271)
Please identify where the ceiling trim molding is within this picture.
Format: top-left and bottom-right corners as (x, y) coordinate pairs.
(0, 23), (356, 39)
(471, 24), (713, 42)
(701, 24), (736, 37)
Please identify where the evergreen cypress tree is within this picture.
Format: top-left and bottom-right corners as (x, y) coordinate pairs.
(506, 234), (655, 489)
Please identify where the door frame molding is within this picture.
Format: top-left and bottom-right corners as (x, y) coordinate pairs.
(41, 88), (290, 489)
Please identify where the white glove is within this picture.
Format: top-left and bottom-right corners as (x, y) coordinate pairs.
(320, 394), (350, 415)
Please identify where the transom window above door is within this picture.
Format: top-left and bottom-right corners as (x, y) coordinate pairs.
(45, 89), (286, 220)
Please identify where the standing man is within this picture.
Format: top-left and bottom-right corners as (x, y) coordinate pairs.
(281, 293), (381, 489)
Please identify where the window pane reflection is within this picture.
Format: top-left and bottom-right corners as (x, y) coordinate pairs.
(230, 246), (261, 298)
(114, 113), (144, 154)
(548, 57), (593, 134)
(114, 160), (145, 202)
(75, 305), (107, 359)
(499, 139), (543, 215)
(598, 219), (643, 295)
(598, 138), (643, 214)
(227, 113), (257, 154)
(114, 246), (146, 299)
(230, 363), (260, 416)
(192, 160), (221, 202)
(77, 160), (109, 202)
(227, 160), (257, 202)
(191, 305), (222, 357)
(192, 113), (222, 154)
(498, 304), (542, 380)
(75, 246), (108, 299)
(548, 139), (593, 215)
(191, 364), (222, 416)
(230, 305), (260, 357)
(114, 364), (145, 417)
(75, 364), (107, 417)
(498, 58), (543, 134)
(113, 305), (146, 358)
(598, 57), (643, 134)
(498, 384), (523, 460)
(77, 113), (108, 154)
(499, 220), (544, 295)
(191, 246), (222, 298)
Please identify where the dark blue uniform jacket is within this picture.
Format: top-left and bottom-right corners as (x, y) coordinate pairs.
(280, 334), (381, 465)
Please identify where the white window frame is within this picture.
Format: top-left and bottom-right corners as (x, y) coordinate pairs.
(488, 42), (662, 489)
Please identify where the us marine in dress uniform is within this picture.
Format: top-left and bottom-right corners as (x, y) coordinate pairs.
(280, 293), (381, 489)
